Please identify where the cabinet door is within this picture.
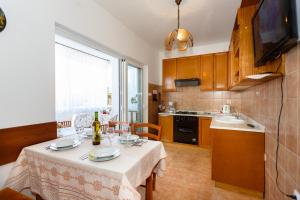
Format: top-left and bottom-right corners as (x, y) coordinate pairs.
(228, 42), (235, 89)
(176, 56), (200, 79)
(162, 59), (177, 91)
(214, 52), (228, 90)
(159, 115), (173, 142)
(200, 54), (214, 91)
(199, 117), (212, 146)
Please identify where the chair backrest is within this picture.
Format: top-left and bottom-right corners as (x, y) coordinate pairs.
(108, 121), (132, 134)
(57, 121), (72, 128)
(132, 123), (162, 141)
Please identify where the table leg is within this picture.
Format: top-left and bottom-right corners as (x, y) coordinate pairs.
(152, 173), (156, 191)
(36, 194), (43, 200)
(146, 174), (153, 200)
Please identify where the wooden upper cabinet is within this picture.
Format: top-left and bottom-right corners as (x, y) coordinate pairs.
(176, 56), (200, 79)
(228, 44), (233, 89)
(238, 6), (256, 81)
(214, 52), (228, 90)
(200, 54), (214, 91)
(162, 59), (177, 91)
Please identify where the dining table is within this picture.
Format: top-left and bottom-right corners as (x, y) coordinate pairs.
(4, 135), (167, 200)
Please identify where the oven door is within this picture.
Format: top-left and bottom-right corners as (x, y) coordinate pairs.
(173, 116), (198, 145)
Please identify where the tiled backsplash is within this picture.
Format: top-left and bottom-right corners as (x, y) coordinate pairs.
(162, 87), (241, 112)
(241, 44), (300, 200)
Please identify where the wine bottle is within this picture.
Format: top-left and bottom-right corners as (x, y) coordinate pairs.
(92, 111), (101, 145)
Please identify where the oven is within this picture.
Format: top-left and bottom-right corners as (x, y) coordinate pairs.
(173, 115), (199, 145)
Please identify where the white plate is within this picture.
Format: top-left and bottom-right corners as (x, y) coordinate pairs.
(54, 139), (77, 148)
(50, 140), (81, 151)
(119, 135), (139, 143)
(89, 151), (121, 162)
(89, 147), (120, 159)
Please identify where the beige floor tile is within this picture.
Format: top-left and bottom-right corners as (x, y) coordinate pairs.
(140, 143), (263, 200)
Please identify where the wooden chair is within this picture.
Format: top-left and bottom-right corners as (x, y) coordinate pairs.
(108, 121), (133, 134)
(131, 123), (162, 141)
(57, 120), (72, 128)
(0, 188), (31, 200)
(131, 123), (162, 192)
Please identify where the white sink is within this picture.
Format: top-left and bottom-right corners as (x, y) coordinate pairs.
(215, 116), (245, 124)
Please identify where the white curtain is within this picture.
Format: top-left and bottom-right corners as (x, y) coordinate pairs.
(55, 43), (112, 121)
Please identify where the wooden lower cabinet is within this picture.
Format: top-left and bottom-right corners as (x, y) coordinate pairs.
(211, 128), (265, 193)
(159, 115), (173, 142)
(199, 117), (212, 146)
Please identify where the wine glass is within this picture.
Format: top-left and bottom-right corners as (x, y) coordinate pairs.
(122, 125), (131, 147)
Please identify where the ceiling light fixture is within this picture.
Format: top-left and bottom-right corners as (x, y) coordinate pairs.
(165, 0), (193, 51)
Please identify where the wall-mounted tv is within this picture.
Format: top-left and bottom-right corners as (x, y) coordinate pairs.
(252, 0), (298, 67)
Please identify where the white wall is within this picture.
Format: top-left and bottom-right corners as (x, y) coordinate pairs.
(0, 0), (158, 187)
(0, 0), (55, 129)
(157, 42), (230, 85)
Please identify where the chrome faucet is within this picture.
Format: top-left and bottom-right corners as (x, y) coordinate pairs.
(231, 107), (240, 119)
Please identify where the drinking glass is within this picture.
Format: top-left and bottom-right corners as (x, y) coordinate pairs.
(106, 127), (115, 146)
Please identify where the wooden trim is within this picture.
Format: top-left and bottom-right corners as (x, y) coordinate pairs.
(0, 122), (57, 165)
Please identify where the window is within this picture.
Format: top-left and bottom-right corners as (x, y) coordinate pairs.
(55, 36), (119, 121)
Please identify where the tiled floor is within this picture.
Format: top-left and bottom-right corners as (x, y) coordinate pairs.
(150, 143), (262, 200)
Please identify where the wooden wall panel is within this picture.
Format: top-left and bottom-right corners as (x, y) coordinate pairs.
(148, 83), (162, 126)
(0, 122), (57, 165)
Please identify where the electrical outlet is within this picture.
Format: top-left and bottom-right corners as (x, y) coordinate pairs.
(294, 190), (300, 200)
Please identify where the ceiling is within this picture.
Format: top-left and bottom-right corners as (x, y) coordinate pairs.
(94, 0), (241, 50)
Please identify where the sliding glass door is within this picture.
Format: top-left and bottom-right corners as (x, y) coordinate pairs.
(119, 60), (143, 123)
(127, 64), (143, 123)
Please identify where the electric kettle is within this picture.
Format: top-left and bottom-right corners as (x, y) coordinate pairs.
(221, 105), (231, 114)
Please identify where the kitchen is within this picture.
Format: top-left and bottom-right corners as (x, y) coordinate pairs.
(158, 52), (266, 197)
(153, 1), (299, 199)
(1, 0), (300, 199)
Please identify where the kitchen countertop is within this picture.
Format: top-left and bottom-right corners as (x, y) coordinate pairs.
(210, 114), (265, 133)
(159, 111), (265, 133)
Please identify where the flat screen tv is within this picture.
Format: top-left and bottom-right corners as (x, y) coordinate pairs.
(252, 0), (298, 67)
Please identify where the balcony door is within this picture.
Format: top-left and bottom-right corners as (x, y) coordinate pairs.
(127, 64), (143, 123)
(120, 60), (143, 123)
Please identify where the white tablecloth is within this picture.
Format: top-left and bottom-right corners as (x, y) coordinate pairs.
(5, 137), (167, 200)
